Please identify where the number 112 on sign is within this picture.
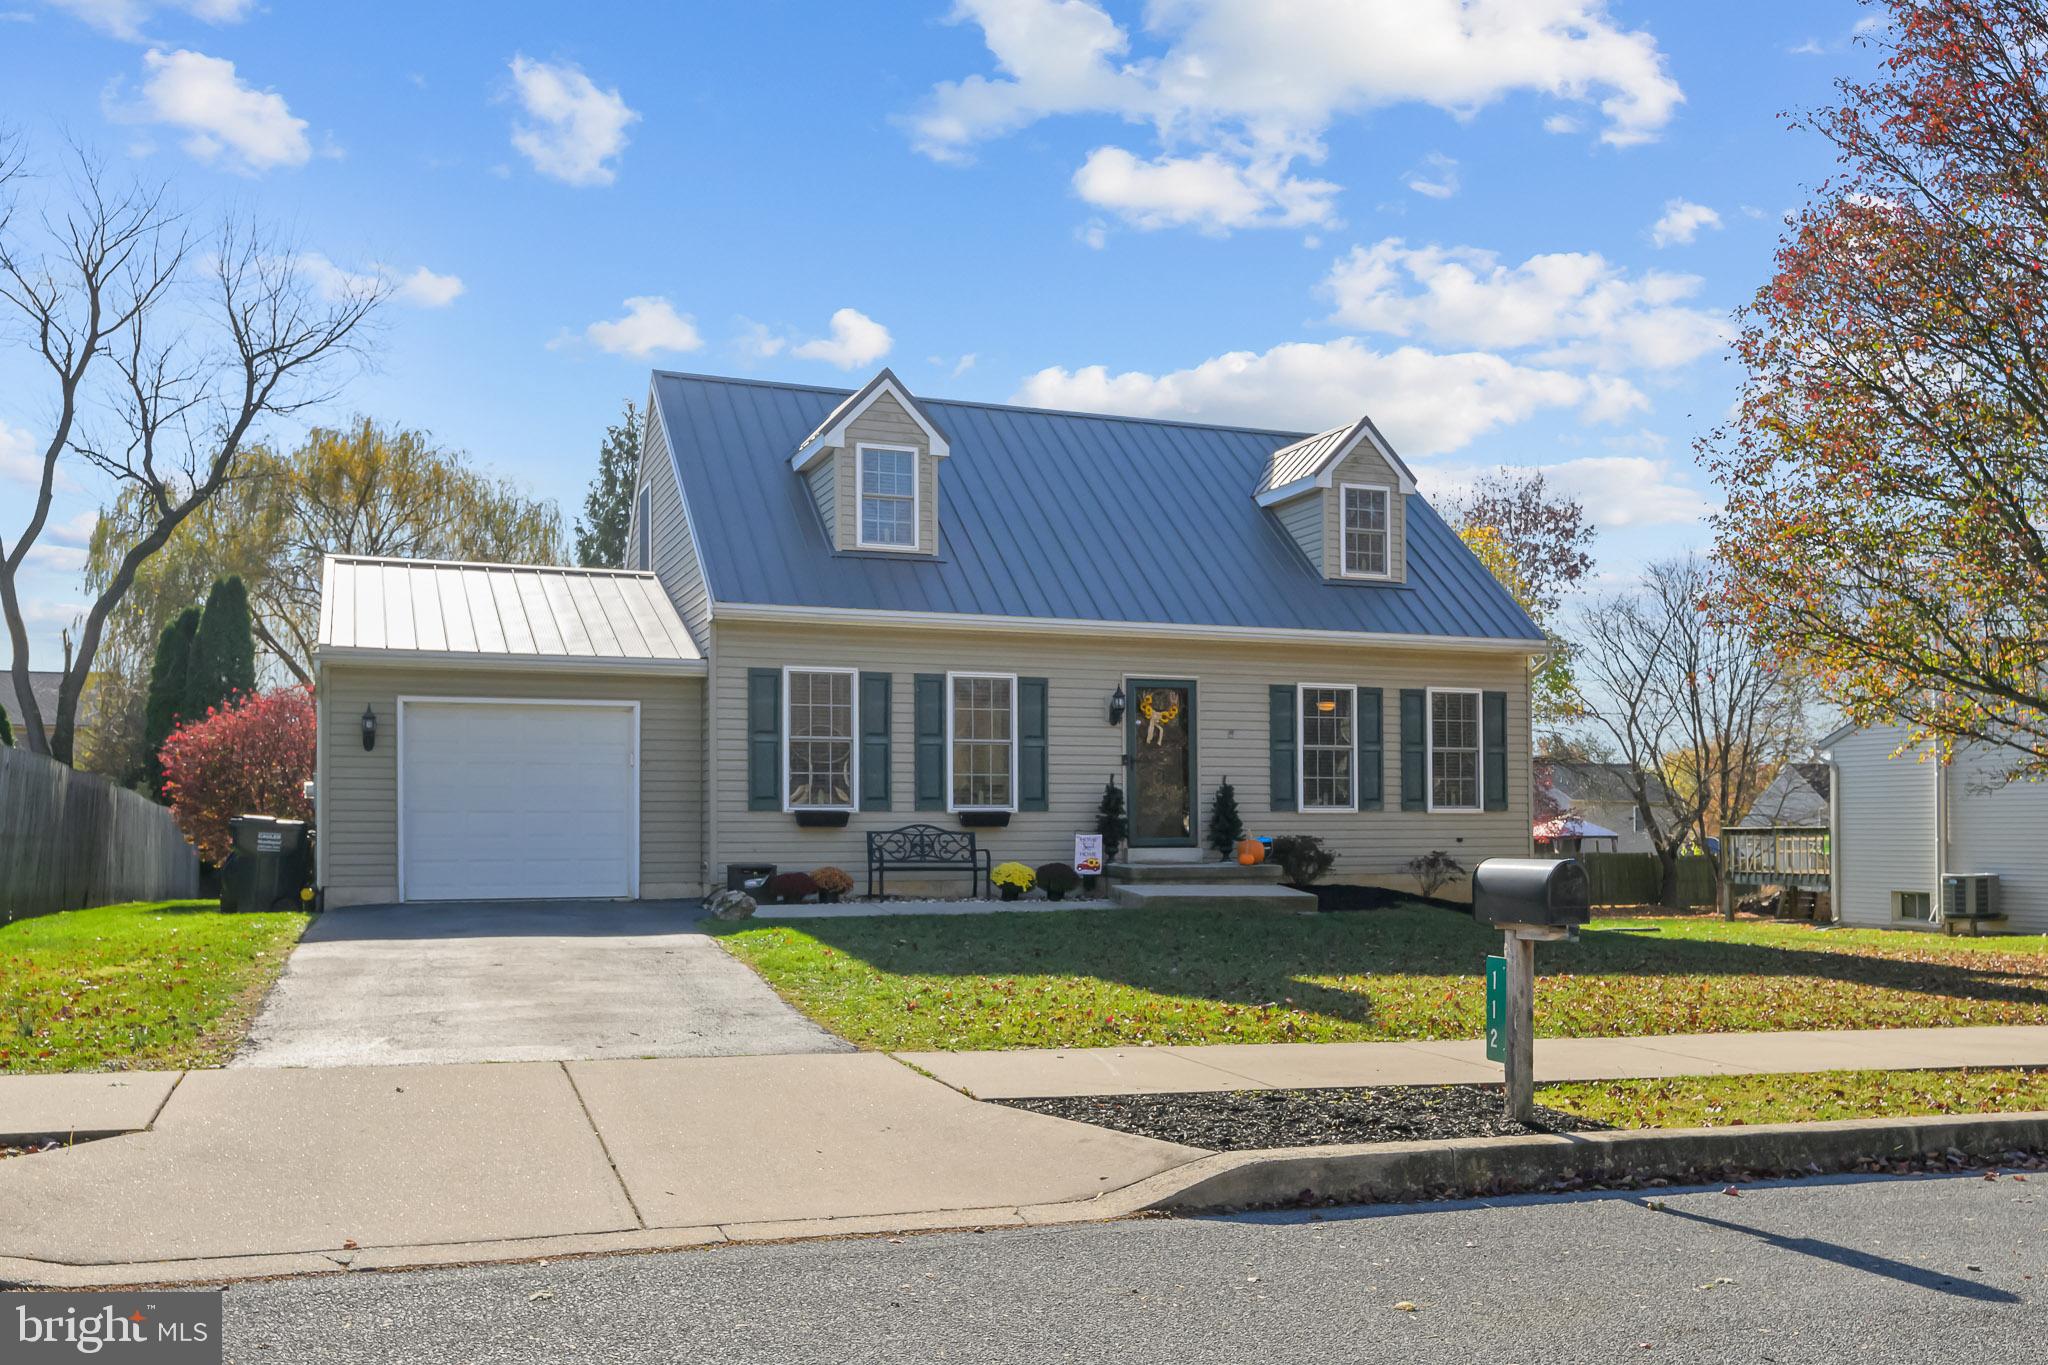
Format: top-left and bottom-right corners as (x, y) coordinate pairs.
(1484, 954), (1507, 1063)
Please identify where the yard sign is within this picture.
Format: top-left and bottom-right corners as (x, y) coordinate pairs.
(1484, 954), (1507, 1063)
(1074, 834), (1104, 876)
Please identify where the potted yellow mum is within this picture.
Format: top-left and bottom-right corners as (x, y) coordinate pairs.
(990, 861), (1036, 902)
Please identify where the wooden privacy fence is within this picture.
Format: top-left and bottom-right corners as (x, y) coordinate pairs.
(1578, 851), (1716, 908)
(0, 746), (200, 925)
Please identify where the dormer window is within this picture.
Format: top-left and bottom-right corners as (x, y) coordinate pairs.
(1341, 484), (1390, 578)
(857, 444), (918, 549)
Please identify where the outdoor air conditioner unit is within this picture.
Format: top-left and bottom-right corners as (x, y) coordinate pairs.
(1942, 873), (2000, 920)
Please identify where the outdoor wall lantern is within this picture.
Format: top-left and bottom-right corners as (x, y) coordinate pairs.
(361, 704), (378, 751)
(1107, 684), (1127, 727)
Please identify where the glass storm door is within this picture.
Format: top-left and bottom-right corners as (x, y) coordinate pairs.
(1125, 679), (1197, 847)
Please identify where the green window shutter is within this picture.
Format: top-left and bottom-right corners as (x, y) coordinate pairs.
(1268, 685), (1297, 813)
(1019, 677), (1049, 812)
(746, 668), (781, 811)
(859, 672), (892, 810)
(1483, 690), (1509, 812)
(1357, 686), (1384, 810)
(914, 673), (946, 810)
(1400, 688), (1427, 811)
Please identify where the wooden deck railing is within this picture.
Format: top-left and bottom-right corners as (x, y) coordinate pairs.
(1725, 826), (1831, 881)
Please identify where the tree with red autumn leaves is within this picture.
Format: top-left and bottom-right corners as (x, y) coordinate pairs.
(1704, 0), (2048, 780)
(159, 685), (315, 863)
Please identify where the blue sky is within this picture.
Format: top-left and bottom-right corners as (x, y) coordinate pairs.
(2, 0), (1880, 665)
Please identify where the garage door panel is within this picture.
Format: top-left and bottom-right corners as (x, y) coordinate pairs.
(400, 701), (636, 902)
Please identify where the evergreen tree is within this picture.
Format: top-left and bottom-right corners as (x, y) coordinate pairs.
(143, 606), (202, 794)
(184, 576), (257, 721)
(1095, 779), (1128, 863)
(0, 701), (13, 747)
(576, 400), (640, 568)
(1206, 779), (1245, 859)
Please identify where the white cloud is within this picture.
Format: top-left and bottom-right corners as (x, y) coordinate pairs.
(1542, 113), (1581, 134)
(1403, 151), (1459, 199)
(792, 308), (893, 370)
(911, 0), (1682, 233)
(951, 353), (978, 377)
(1073, 146), (1339, 232)
(580, 297), (703, 357)
(735, 319), (787, 360)
(507, 55), (638, 187)
(47, 0), (251, 41)
(1649, 197), (1721, 247)
(127, 47), (310, 173)
(1075, 218), (1109, 249)
(1, 417), (41, 484)
(1320, 237), (1728, 371)
(1421, 455), (1706, 527)
(1015, 337), (1626, 457)
(45, 509), (100, 547)
(300, 254), (465, 309)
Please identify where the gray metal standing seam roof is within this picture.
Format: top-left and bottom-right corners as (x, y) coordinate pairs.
(651, 371), (1546, 642)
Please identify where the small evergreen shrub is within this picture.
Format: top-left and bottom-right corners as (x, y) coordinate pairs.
(1206, 779), (1246, 858)
(1271, 834), (1337, 887)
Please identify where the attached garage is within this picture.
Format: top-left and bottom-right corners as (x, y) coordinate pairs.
(314, 557), (707, 908)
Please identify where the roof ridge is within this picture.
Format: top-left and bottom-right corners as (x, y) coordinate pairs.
(324, 553), (658, 578)
(651, 368), (1310, 440)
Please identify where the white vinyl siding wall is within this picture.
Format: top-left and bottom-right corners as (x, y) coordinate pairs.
(1831, 723), (1936, 927)
(1272, 493), (1323, 571)
(707, 619), (1530, 895)
(1321, 444), (1406, 583)
(1939, 745), (2048, 933)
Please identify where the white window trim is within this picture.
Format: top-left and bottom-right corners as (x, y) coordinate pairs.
(1296, 682), (1358, 814)
(946, 669), (1019, 814)
(1338, 482), (1393, 580)
(1892, 889), (1933, 923)
(854, 442), (921, 551)
(781, 665), (859, 813)
(1426, 685), (1484, 815)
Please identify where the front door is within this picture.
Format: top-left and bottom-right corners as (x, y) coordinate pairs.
(1125, 678), (1197, 848)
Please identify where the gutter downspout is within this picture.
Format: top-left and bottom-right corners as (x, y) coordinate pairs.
(313, 654), (326, 898)
(1823, 746), (1841, 924)
(1931, 749), (1947, 929)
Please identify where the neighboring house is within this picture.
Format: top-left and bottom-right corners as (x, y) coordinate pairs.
(1817, 722), (2048, 933)
(311, 368), (1545, 907)
(3, 669), (94, 749)
(1534, 760), (1671, 855)
(1736, 761), (1831, 830)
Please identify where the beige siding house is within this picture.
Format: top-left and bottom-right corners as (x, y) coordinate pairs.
(314, 368), (1547, 907)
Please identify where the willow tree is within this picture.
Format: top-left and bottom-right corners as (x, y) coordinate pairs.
(1705, 0), (2048, 780)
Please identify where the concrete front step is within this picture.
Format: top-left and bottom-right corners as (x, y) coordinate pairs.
(1111, 883), (1316, 912)
(1106, 860), (1283, 885)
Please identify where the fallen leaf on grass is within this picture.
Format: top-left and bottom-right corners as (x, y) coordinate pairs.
(1393, 1301), (1418, 1312)
(529, 1290), (553, 1302)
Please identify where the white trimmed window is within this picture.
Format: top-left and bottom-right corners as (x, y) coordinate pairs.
(1429, 688), (1481, 812)
(1893, 890), (1932, 922)
(948, 672), (1017, 811)
(857, 444), (918, 549)
(1299, 685), (1356, 811)
(1340, 483), (1390, 577)
(785, 667), (856, 810)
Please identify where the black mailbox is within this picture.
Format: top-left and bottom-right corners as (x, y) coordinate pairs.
(1473, 857), (1591, 928)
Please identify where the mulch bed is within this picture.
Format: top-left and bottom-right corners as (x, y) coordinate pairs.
(1288, 884), (1469, 913)
(999, 1084), (1605, 1151)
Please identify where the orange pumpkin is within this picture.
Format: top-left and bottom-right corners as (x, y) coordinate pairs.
(1236, 839), (1266, 866)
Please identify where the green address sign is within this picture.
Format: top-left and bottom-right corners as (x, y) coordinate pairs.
(1485, 954), (1506, 1063)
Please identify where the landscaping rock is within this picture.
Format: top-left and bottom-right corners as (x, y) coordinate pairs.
(707, 890), (757, 921)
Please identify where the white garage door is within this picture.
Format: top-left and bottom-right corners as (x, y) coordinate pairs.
(400, 700), (637, 902)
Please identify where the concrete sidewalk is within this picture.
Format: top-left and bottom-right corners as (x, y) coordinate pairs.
(897, 1025), (2048, 1098)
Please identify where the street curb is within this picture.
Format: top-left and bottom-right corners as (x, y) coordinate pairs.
(1118, 1111), (2048, 1214)
(5, 1111), (2046, 1288)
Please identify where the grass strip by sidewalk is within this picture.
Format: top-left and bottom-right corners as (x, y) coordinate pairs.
(1, 900), (308, 1074)
(1539, 1067), (2048, 1128)
(711, 903), (2048, 1051)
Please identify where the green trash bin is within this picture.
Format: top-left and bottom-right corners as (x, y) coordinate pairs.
(223, 815), (311, 912)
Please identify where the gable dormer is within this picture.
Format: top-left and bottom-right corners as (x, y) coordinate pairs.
(1254, 416), (1415, 585)
(789, 368), (949, 557)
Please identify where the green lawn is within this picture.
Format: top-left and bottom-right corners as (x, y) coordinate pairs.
(0, 900), (309, 1074)
(711, 904), (2048, 1051)
(1540, 1067), (2048, 1128)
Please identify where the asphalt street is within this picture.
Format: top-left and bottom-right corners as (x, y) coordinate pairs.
(211, 1171), (2045, 1363)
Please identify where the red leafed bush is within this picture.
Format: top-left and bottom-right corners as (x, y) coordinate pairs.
(160, 684), (316, 863)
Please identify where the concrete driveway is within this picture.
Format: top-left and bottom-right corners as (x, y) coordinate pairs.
(234, 902), (849, 1067)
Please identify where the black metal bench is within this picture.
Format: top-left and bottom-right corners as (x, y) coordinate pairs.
(866, 824), (992, 900)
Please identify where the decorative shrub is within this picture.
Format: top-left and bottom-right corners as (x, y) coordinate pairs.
(1205, 780), (1246, 859)
(1407, 850), (1469, 898)
(811, 866), (854, 895)
(762, 871), (821, 903)
(1094, 781), (1128, 863)
(159, 684), (315, 863)
(1270, 834), (1337, 887)
(1035, 862), (1080, 900)
(991, 862), (1036, 891)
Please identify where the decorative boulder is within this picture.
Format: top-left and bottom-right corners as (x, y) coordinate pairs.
(707, 889), (756, 920)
